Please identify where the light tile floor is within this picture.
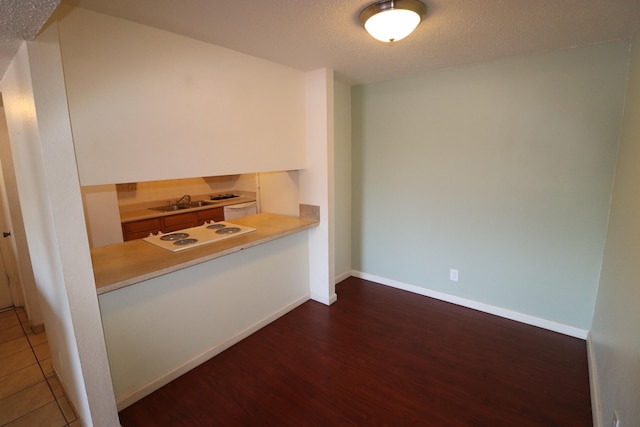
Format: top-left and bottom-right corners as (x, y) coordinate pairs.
(0, 307), (79, 426)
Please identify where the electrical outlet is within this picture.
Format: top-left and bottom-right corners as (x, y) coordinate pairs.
(450, 269), (459, 282)
(611, 411), (620, 427)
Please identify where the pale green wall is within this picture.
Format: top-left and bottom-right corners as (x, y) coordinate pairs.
(590, 33), (640, 427)
(352, 41), (630, 329)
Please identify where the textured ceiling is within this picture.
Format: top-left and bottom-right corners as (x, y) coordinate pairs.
(2, 0), (640, 84)
(0, 0), (61, 80)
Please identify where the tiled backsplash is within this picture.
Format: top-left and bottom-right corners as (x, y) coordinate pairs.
(116, 174), (256, 206)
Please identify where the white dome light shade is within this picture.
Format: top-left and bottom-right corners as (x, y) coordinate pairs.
(364, 9), (421, 42)
(360, 0), (426, 43)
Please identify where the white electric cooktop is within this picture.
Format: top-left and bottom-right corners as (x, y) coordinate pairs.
(142, 221), (256, 252)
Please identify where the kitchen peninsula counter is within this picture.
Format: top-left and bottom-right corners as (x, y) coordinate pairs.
(92, 213), (318, 294)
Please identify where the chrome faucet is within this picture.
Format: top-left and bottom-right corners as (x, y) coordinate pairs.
(175, 194), (191, 207)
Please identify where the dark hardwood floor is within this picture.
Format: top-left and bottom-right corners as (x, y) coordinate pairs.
(118, 277), (592, 426)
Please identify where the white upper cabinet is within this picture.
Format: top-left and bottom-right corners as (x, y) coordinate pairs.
(57, 8), (307, 186)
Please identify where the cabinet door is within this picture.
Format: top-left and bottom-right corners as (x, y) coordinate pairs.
(122, 218), (162, 241)
(196, 207), (224, 225)
(163, 212), (197, 232)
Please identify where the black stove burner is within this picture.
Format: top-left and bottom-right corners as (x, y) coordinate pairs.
(215, 227), (241, 234)
(206, 223), (227, 230)
(210, 194), (239, 201)
(161, 232), (189, 241)
(173, 238), (198, 246)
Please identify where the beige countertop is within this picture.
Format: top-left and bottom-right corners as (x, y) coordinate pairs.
(92, 213), (318, 294)
(119, 196), (256, 222)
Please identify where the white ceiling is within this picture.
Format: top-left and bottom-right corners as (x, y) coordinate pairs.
(0, 0), (61, 84)
(2, 0), (640, 85)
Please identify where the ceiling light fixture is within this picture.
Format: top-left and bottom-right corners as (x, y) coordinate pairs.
(360, 0), (427, 43)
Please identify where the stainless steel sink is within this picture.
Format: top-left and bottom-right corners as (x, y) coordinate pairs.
(149, 205), (187, 212)
(148, 200), (216, 212)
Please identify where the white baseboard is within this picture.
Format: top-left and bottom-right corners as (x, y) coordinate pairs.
(334, 270), (352, 284)
(351, 270), (589, 339)
(587, 332), (602, 427)
(115, 293), (310, 410)
(311, 291), (338, 306)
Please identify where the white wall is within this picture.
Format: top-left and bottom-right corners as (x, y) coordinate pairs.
(1, 28), (119, 426)
(0, 106), (42, 324)
(590, 33), (640, 427)
(351, 41), (629, 331)
(0, 107), (29, 308)
(0, 139), (18, 307)
(99, 232), (310, 409)
(334, 80), (352, 281)
(56, 7), (307, 186)
(81, 184), (123, 248)
(258, 171), (300, 217)
(300, 69), (336, 305)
